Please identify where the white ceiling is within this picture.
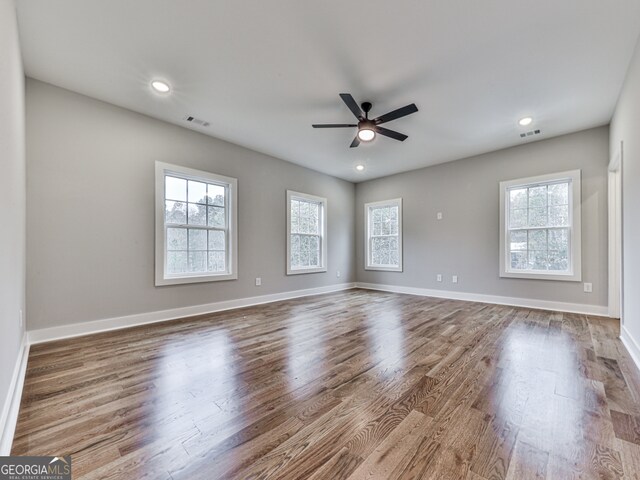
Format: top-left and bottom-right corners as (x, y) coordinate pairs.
(16, 0), (640, 182)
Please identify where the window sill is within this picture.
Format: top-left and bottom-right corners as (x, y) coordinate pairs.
(500, 270), (581, 282)
(286, 267), (327, 275)
(365, 265), (403, 272)
(156, 272), (238, 286)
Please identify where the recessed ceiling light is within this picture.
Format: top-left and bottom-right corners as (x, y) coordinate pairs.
(355, 164), (365, 171)
(151, 80), (171, 94)
(518, 116), (533, 126)
(357, 128), (375, 142)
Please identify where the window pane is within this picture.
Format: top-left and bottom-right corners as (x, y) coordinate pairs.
(208, 230), (225, 251)
(207, 206), (225, 227)
(167, 228), (187, 250)
(167, 251), (187, 274)
(188, 229), (207, 251)
(208, 251), (226, 272)
(372, 236), (384, 254)
(510, 231), (527, 251)
(389, 236), (398, 253)
(187, 203), (207, 226)
(300, 202), (309, 234)
(548, 250), (568, 271)
(299, 235), (310, 266)
(510, 208), (527, 229)
(371, 242), (381, 265)
(208, 184), (225, 206)
(382, 208), (392, 235)
(511, 252), (528, 269)
(308, 203), (319, 235)
(166, 176), (187, 202)
(529, 186), (547, 208)
(548, 228), (568, 251)
(549, 205), (569, 227)
(373, 207), (382, 226)
(188, 180), (208, 204)
(309, 235), (320, 266)
(188, 251), (207, 272)
(389, 206), (399, 235)
(371, 237), (395, 265)
(509, 188), (527, 210)
(380, 246), (390, 265)
(529, 250), (547, 270)
(389, 249), (399, 266)
(165, 201), (186, 225)
(548, 183), (568, 206)
(528, 207), (547, 227)
(291, 201), (299, 233)
(291, 234), (301, 268)
(372, 213), (382, 236)
(528, 229), (547, 251)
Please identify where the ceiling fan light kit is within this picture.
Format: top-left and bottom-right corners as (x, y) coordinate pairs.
(357, 127), (375, 142)
(313, 93), (418, 148)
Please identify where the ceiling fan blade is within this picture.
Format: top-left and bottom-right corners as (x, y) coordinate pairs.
(373, 103), (418, 124)
(375, 126), (408, 142)
(350, 135), (361, 148)
(312, 124), (357, 128)
(339, 93), (364, 120)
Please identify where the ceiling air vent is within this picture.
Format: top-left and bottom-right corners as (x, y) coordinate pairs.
(520, 129), (541, 139)
(184, 115), (210, 128)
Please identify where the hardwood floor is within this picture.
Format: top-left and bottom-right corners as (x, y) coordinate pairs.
(11, 289), (640, 479)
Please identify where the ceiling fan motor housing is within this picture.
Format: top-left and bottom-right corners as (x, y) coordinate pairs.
(358, 119), (376, 130)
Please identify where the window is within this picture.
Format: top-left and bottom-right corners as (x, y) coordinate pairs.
(365, 198), (403, 271)
(155, 162), (237, 285)
(499, 170), (581, 281)
(287, 191), (327, 275)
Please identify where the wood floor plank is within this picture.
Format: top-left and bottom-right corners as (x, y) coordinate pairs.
(615, 438), (640, 479)
(346, 410), (432, 480)
(10, 289), (640, 479)
(612, 410), (640, 445)
(505, 440), (548, 480)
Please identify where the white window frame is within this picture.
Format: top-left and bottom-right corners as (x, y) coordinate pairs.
(286, 190), (328, 275)
(155, 161), (238, 286)
(499, 170), (581, 281)
(365, 198), (403, 272)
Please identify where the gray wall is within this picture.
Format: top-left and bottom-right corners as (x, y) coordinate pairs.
(355, 127), (609, 307)
(0, 0), (26, 429)
(611, 35), (640, 344)
(26, 79), (355, 330)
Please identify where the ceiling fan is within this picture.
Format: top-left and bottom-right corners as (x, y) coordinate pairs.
(312, 93), (418, 148)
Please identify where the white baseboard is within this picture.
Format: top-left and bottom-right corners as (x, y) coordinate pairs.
(0, 332), (30, 455)
(28, 283), (356, 344)
(620, 325), (640, 372)
(355, 282), (609, 316)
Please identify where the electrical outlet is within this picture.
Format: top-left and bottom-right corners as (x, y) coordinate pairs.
(452, 275), (458, 284)
(336, 270), (341, 278)
(437, 212), (443, 220)
(436, 274), (442, 282)
(584, 282), (593, 293)
(255, 277), (262, 286)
